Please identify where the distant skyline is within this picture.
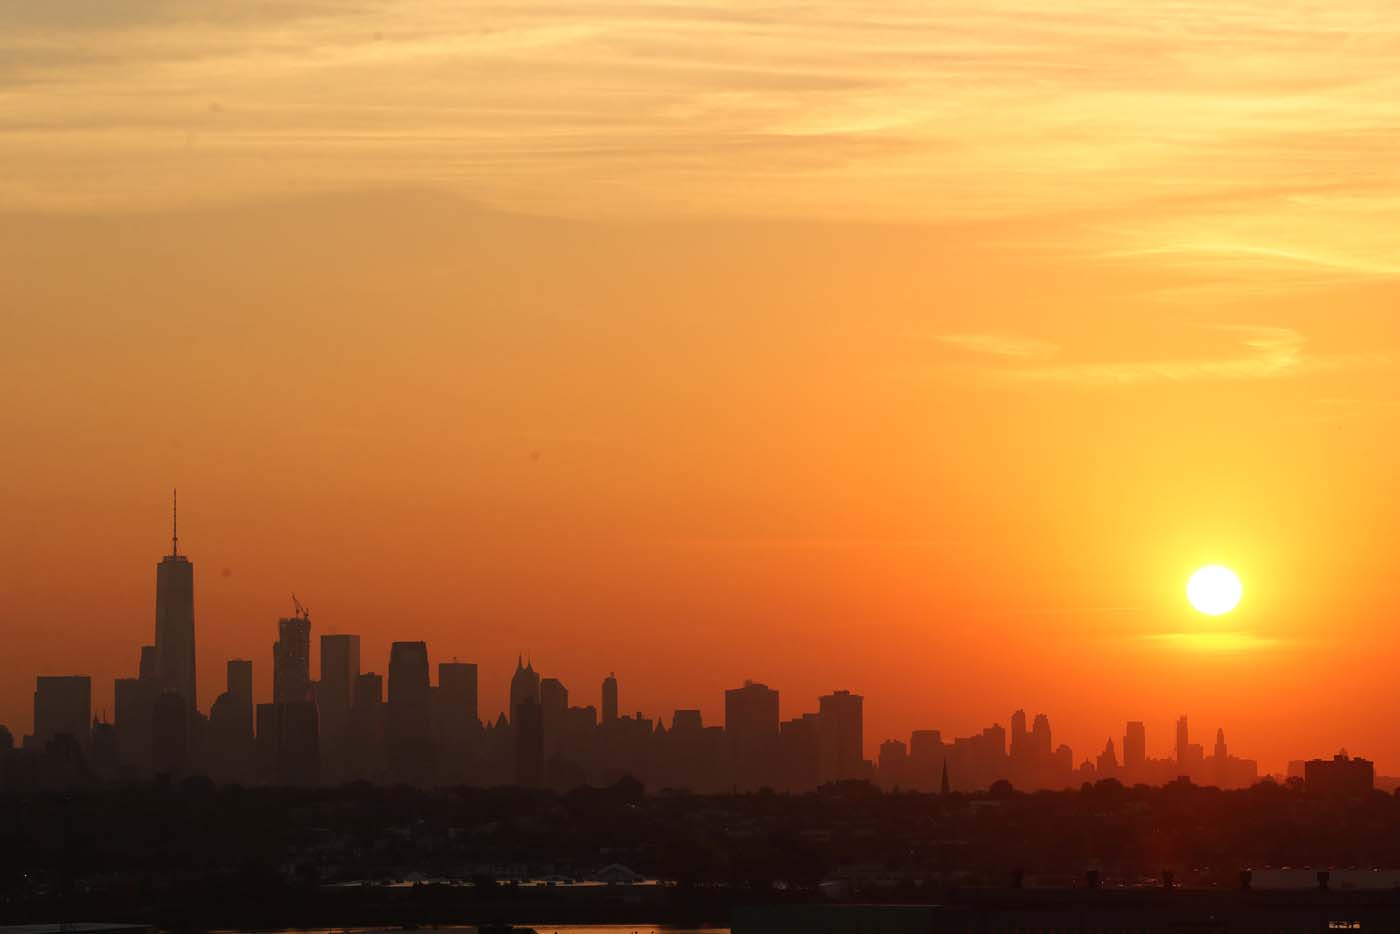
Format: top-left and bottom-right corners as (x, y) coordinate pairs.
(5, 2), (1400, 777)
(14, 504), (1286, 796)
(0, 507), (1360, 778)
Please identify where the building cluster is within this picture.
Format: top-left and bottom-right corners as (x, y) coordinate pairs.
(0, 509), (1347, 796)
(1290, 753), (1376, 798)
(6, 512), (878, 790)
(874, 712), (1257, 793)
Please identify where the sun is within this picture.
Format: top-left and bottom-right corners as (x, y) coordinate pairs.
(1186, 565), (1242, 616)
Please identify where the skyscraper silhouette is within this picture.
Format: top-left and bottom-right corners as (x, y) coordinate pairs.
(514, 696), (544, 787)
(151, 690), (189, 775)
(1124, 721), (1146, 773)
(348, 671), (386, 780)
(319, 635), (360, 722)
(510, 656), (541, 723)
(154, 493), (196, 709)
(273, 699), (320, 786)
(540, 676), (568, 762)
(139, 645), (157, 680)
(1031, 713), (1052, 757)
(726, 680), (780, 790)
(602, 672), (618, 725)
(319, 634), (360, 780)
(113, 675), (155, 775)
(818, 689), (864, 784)
(436, 661), (479, 783)
(388, 641), (433, 783)
(273, 611), (312, 703)
(780, 712), (821, 791)
(1096, 738), (1118, 775)
(1010, 709), (1028, 762)
(437, 662), (478, 726)
(209, 660), (254, 783)
(32, 676), (91, 750)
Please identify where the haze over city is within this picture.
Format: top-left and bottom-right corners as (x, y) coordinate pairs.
(6, 0), (1400, 779)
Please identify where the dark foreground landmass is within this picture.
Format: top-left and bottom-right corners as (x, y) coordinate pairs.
(6, 776), (1400, 929)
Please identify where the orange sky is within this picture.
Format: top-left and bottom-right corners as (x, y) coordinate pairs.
(3, 1), (1400, 774)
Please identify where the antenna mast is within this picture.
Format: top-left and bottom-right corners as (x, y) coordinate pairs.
(171, 488), (179, 557)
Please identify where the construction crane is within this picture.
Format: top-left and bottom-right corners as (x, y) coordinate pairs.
(291, 593), (309, 620)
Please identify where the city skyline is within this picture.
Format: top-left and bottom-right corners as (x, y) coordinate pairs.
(4, 503), (1358, 783)
(8, 0), (1400, 800)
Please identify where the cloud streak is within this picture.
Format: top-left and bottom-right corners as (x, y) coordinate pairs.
(941, 325), (1389, 387)
(1145, 631), (1289, 654)
(937, 333), (1060, 360)
(6, 0), (1400, 287)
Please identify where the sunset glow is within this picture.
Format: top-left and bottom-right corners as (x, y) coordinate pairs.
(5, 0), (1400, 777)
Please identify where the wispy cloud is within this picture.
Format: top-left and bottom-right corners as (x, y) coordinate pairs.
(6, 0), (1400, 292)
(656, 537), (960, 551)
(1146, 631), (1289, 654)
(938, 333), (1060, 360)
(2, 0), (1400, 245)
(996, 326), (1387, 387)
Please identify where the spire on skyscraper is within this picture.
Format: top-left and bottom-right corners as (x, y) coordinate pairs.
(155, 493), (196, 711)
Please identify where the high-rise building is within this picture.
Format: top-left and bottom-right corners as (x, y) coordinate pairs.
(1031, 713), (1052, 757)
(319, 635), (360, 720)
(540, 677), (568, 758)
(725, 680), (780, 789)
(1123, 721), (1146, 771)
(388, 641), (432, 782)
(1175, 715), (1190, 768)
(1304, 753), (1374, 798)
(437, 661), (480, 782)
(348, 672), (385, 781)
(114, 676), (156, 774)
(356, 671), (384, 708)
(227, 658), (253, 705)
(152, 690), (189, 774)
(602, 672), (619, 725)
(1010, 709), (1028, 761)
(514, 696), (544, 787)
(541, 677), (568, 716)
(780, 713), (822, 791)
(318, 634), (360, 779)
(273, 611), (312, 704)
(208, 660), (254, 783)
(138, 645), (157, 680)
(32, 676), (91, 749)
(879, 739), (909, 789)
(154, 493), (196, 710)
(438, 662), (478, 726)
(273, 700), (320, 786)
(818, 689), (864, 784)
(388, 643), (431, 736)
(910, 729), (945, 792)
(983, 722), (1007, 759)
(509, 657), (541, 723)
(255, 702), (277, 782)
(1096, 738), (1118, 775)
